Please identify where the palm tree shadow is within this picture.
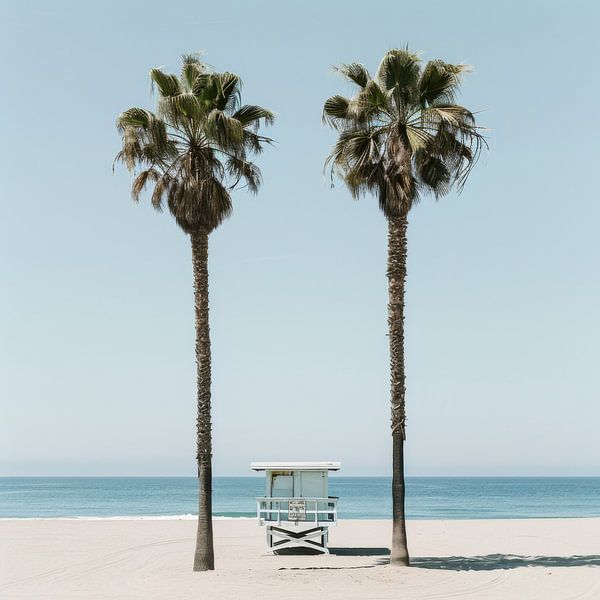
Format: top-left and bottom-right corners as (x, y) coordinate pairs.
(412, 554), (600, 571)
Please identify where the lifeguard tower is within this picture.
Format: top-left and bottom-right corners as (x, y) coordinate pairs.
(251, 461), (340, 554)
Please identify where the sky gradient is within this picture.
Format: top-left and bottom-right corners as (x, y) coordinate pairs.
(1, 0), (599, 476)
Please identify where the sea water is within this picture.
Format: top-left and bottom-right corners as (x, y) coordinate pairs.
(1, 477), (599, 519)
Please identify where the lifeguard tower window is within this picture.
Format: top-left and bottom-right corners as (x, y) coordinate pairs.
(272, 475), (293, 497)
(270, 471), (326, 498)
(298, 471), (325, 497)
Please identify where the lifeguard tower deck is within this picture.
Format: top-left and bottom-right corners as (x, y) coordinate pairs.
(251, 461), (341, 554)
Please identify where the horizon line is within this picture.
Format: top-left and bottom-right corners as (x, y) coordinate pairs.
(2, 474), (600, 479)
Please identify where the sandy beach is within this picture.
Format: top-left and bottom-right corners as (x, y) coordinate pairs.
(1, 518), (599, 599)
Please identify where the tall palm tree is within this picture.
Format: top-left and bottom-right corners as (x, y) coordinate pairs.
(323, 48), (485, 566)
(115, 55), (274, 571)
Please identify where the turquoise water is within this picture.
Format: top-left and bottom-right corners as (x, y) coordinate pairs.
(0, 477), (598, 519)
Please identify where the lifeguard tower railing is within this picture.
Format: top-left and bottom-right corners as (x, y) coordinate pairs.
(256, 497), (338, 526)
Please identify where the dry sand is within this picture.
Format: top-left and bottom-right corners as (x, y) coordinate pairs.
(1, 518), (599, 599)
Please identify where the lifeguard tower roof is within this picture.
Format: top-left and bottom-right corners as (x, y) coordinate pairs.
(250, 461), (341, 471)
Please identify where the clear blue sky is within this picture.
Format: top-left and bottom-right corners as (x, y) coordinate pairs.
(1, 0), (599, 476)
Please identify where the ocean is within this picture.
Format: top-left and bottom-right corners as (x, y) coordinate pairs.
(1, 477), (598, 520)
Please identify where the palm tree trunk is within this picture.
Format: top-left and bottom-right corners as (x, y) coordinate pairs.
(387, 213), (410, 566)
(191, 229), (215, 572)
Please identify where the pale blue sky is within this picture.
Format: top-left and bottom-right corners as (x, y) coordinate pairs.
(1, 0), (599, 476)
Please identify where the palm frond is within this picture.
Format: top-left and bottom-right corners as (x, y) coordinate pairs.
(376, 48), (421, 92)
(226, 156), (262, 193)
(422, 104), (474, 128)
(150, 68), (181, 97)
(158, 93), (204, 123)
(233, 105), (275, 129)
(355, 80), (388, 118)
(415, 153), (451, 198)
(336, 63), (370, 88)
(419, 61), (470, 106)
(242, 129), (273, 154)
(322, 95), (351, 127)
(116, 108), (171, 166)
(117, 107), (153, 130)
(131, 168), (162, 201)
(214, 72), (241, 111)
(180, 54), (209, 91)
(205, 109), (244, 148)
(150, 172), (173, 210)
(405, 124), (434, 152)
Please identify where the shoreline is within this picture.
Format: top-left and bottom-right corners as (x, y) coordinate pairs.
(2, 514), (600, 521)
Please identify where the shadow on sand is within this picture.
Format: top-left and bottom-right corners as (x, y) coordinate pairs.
(275, 547), (390, 569)
(274, 547), (390, 557)
(412, 554), (600, 571)
(330, 547), (391, 557)
(276, 550), (600, 571)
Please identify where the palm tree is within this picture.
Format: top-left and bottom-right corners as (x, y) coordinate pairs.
(115, 55), (274, 571)
(323, 48), (485, 566)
